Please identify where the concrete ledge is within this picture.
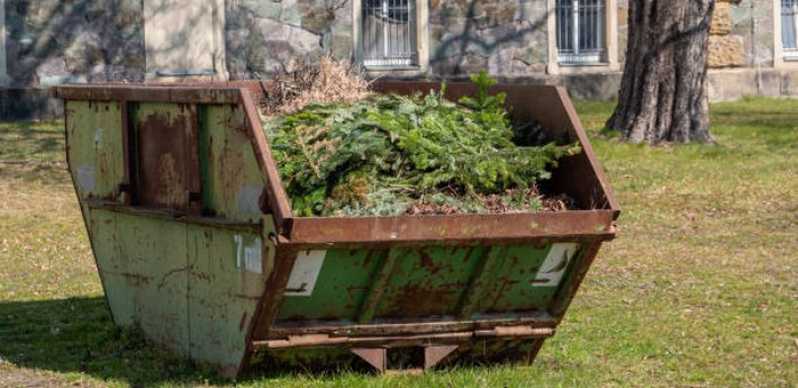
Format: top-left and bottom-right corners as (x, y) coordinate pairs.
(707, 68), (798, 101)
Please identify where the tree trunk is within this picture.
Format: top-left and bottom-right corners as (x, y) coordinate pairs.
(607, 0), (716, 144)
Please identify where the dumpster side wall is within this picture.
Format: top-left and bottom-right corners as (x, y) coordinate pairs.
(65, 98), (272, 375)
(87, 209), (269, 374)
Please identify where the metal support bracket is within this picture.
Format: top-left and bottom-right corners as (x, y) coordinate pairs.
(351, 347), (387, 372)
(424, 345), (459, 370)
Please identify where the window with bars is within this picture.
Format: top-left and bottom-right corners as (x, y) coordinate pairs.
(556, 0), (607, 65)
(362, 0), (418, 67)
(782, 0), (798, 58)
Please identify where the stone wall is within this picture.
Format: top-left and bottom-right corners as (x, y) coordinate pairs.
(1, 0), (796, 120)
(224, 0), (551, 80)
(709, 0), (746, 68)
(427, 0), (549, 77)
(225, 0), (354, 79)
(4, 0), (145, 88)
(709, 0), (774, 68)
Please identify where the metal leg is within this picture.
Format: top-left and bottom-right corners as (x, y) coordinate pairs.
(424, 345), (458, 370)
(351, 347), (387, 373)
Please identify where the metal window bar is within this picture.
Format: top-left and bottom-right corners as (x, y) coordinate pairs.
(556, 0), (606, 64)
(783, 0), (798, 58)
(363, 0), (417, 67)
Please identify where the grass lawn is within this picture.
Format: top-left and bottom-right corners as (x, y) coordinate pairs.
(0, 98), (796, 387)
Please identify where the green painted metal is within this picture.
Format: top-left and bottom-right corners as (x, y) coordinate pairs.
(67, 99), (273, 375)
(275, 243), (573, 324)
(65, 100), (125, 201)
(276, 249), (384, 322)
(198, 105), (265, 223)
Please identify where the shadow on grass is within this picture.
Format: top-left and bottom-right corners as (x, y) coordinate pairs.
(0, 297), (539, 385)
(0, 297), (229, 386)
(0, 121), (70, 184)
(0, 297), (404, 385)
(0, 121), (65, 160)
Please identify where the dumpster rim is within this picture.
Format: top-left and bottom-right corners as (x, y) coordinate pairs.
(53, 82), (620, 232)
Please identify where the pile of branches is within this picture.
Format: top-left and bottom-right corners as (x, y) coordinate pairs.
(261, 56), (371, 116)
(262, 69), (580, 217)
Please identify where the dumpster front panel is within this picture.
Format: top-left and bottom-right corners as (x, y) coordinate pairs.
(273, 242), (583, 324)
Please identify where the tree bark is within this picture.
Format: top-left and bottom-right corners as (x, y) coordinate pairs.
(607, 0), (716, 144)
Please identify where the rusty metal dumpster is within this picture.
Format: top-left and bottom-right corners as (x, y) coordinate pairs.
(53, 81), (619, 377)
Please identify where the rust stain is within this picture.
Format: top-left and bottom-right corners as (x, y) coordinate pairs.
(380, 282), (464, 318)
(418, 249), (444, 276)
(136, 109), (200, 213)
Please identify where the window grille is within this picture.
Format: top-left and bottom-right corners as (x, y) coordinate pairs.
(362, 0), (417, 67)
(783, 0), (798, 58)
(556, 0), (606, 64)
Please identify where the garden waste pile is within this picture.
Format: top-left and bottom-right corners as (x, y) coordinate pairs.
(261, 59), (580, 217)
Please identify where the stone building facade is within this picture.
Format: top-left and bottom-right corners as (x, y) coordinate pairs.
(1, 0), (797, 119)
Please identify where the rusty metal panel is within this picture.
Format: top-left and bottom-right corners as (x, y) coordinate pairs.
(371, 247), (488, 319)
(198, 104), (266, 223)
(53, 85), (243, 104)
(285, 211), (615, 247)
(132, 102), (201, 213)
(269, 243), (577, 325)
(239, 90), (293, 232)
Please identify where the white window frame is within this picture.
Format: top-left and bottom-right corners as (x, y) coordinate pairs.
(547, 0), (618, 75)
(353, 0), (429, 73)
(556, 0), (607, 64)
(776, 0), (798, 64)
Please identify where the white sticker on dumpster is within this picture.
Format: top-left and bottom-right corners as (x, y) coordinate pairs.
(284, 250), (327, 297)
(532, 243), (579, 287)
(234, 235), (263, 274)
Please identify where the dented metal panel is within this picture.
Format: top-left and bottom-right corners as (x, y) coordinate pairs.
(91, 209), (192, 357)
(199, 104), (266, 223)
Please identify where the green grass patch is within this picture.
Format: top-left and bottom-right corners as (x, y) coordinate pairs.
(0, 97), (796, 387)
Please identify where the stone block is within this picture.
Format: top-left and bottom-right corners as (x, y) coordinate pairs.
(706, 69), (757, 101)
(711, 1), (732, 35)
(708, 35), (745, 68)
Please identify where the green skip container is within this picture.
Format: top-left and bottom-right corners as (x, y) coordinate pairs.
(53, 81), (619, 377)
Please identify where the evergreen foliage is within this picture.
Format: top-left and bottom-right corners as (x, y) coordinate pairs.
(263, 72), (580, 217)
